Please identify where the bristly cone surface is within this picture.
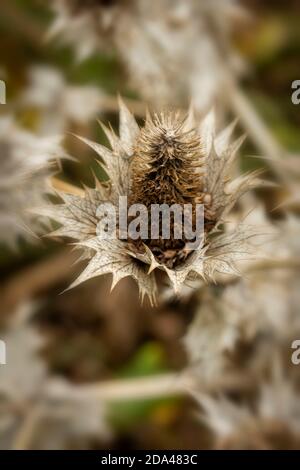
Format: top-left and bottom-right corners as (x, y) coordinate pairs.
(38, 99), (267, 305)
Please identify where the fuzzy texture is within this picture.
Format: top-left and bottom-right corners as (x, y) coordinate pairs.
(38, 100), (266, 304)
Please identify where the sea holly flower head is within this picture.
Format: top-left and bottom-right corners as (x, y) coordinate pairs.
(39, 99), (265, 305)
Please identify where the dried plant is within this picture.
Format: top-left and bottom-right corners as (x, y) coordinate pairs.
(196, 373), (300, 450)
(37, 100), (265, 304)
(48, 0), (127, 61)
(49, 0), (246, 110)
(20, 66), (105, 135)
(0, 117), (66, 248)
(0, 304), (111, 450)
(183, 210), (300, 449)
(0, 304), (47, 449)
(184, 212), (300, 379)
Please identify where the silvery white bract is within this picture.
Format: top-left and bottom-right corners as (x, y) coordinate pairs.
(184, 214), (300, 448)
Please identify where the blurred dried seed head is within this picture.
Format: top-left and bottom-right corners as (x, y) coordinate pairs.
(0, 304), (47, 449)
(0, 304), (111, 450)
(28, 381), (111, 450)
(184, 210), (300, 449)
(0, 117), (66, 248)
(196, 361), (300, 450)
(184, 212), (300, 379)
(49, 0), (129, 61)
(49, 0), (247, 110)
(38, 101), (265, 304)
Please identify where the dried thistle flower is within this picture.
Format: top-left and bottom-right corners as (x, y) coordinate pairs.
(0, 117), (66, 248)
(49, 0), (247, 110)
(39, 100), (263, 304)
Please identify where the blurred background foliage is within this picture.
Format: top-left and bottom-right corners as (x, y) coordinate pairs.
(0, 0), (299, 449)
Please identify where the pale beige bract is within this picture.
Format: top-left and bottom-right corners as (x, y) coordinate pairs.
(49, 0), (246, 110)
(39, 100), (265, 305)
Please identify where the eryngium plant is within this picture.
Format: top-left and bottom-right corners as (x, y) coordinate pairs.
(0, 117), (65, 248)
(40, 100), (263, 304)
